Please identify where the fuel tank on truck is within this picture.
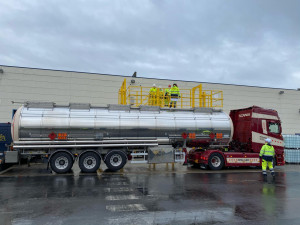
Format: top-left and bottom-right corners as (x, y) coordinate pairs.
(12, 102), (233, 147)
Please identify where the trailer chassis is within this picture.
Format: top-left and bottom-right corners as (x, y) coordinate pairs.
(6, 139), (185, 174)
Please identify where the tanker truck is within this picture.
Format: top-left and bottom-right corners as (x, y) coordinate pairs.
(4, 102), (284, 173)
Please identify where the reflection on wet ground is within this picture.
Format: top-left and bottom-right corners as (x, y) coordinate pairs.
(0, 164), (300, 224)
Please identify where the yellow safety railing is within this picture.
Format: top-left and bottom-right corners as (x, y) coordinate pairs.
(119, 79), (127, 105)
(118, 79), (223, 109)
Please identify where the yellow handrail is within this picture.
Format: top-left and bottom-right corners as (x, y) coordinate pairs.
(118, 79), (223, 108)
(118, 78), (127, 105)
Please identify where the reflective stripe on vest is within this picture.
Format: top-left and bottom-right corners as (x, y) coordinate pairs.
(170, 87), (180, 95)
(259, 144), (275, 157)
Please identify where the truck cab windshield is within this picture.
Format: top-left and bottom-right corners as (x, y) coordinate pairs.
(269, 122), (280, 134)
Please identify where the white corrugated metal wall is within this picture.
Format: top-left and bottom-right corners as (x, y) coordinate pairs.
(0, 65), (299, 134)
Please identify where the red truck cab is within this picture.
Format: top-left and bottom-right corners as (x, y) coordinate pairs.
(187, 106), (285, 170)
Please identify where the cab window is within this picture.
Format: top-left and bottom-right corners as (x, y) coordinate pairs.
(269, 122), (280, 134)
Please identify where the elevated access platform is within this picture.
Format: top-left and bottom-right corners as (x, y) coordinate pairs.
(118, 78), (223, 109)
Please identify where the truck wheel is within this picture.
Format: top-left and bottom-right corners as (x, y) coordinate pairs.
(50, 152), (73, 174)
(208, 153), (224, 170)
(104, 151), (127, 172)
(79, 152), (101, 173)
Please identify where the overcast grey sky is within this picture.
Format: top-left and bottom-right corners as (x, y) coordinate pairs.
(0, 0), (299, 89)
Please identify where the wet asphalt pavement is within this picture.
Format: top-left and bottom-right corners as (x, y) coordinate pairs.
(0, 164), (300, 225)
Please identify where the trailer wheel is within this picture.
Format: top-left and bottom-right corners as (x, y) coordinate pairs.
(79, 152), (101, 173)
(50, 152), (73, 174)
(104, 151), (127, 172)
(208, 153), (224, 170)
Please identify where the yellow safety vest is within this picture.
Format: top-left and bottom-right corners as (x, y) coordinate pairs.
(149, 87), (157, 94)
(170, 86), (180, 96)
(259, 143), (275, 161)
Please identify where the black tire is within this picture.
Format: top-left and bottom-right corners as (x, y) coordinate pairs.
(50, 152), (73, 174)
(104, 151), (127, 172)
(79, 152), (101, 173)
(208, 152), (224, 170)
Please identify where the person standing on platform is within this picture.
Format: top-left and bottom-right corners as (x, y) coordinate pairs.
(149, 84), (157, 106)
(164, 84), (171, 107)
(170, 83), (180, 108)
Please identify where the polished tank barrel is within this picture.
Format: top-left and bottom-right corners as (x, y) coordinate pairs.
(12, 103), (233, 147)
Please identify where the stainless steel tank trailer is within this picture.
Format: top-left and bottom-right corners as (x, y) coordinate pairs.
(7, 102), (232, 174)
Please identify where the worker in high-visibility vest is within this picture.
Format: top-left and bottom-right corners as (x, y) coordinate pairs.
(169, 83), (180, 108)
(259, 138), (275, 179)
(149, 84), (157, 106)
(164, 84), (171, 107)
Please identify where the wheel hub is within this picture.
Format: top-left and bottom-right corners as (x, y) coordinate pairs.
(211, 156), (221, 167)
(55, 156), (69, 170)
(110, 154), (122, 167)
(83, 156), (97, 169)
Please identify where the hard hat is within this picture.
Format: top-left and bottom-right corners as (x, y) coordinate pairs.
(168, 85), (171, 88)
(265, 138), (271, 143)
(153, 84), (156, 87)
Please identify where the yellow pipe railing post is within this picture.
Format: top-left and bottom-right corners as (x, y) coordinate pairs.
(191, 87), (196, 108)
(189, 89), (192, 108)
(121, 79), (127, 105)
(180, 94), (183, 109)
(121, 80), (124, 104)
(199, 84), (202, 107)
(140, 87), (143, 106)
